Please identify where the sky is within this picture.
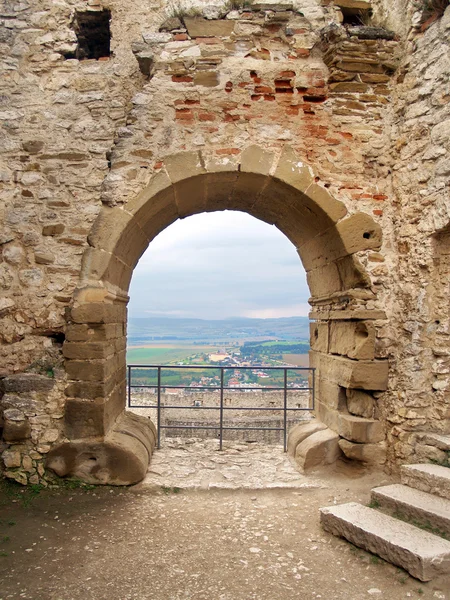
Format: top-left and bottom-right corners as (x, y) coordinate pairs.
(128, 211), (310, 320)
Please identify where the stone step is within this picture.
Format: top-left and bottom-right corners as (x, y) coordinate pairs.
(401, 464), (450, 501)
(320, 502), (450, 581)
(371, 484), (450, 539)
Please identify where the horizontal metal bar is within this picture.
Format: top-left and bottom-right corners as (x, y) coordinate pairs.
(221, 426), (284, 432)
(159, 425), (285, 432)
(160, 425), (221, 430)
(129, 385), (313, 391)
(129, 404), (313, 411)
(128, 364), (314, 371)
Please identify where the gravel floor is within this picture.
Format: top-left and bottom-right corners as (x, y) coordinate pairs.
(0, 444), (449, 600)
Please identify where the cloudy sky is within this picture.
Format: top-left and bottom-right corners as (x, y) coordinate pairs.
(128, 211), (310, 320)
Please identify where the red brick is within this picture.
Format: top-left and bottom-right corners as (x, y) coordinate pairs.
(373, 209), (383, 216)
(264, 95), (275, 101)
(373, 194), (388, 201)
(198, 112), (216, 121)
(154, 161), (163, 170)
(274, 79), (293, 88)
(223, 113), (240, 122)
(255, 85), (273, 94)
(175, 108), (194, 121)
(279, 70), (295, 78)
(173, 33), (189, 41)
(172, 75), (193, 83)
(251, 94), (262, 101)
(296, 48), (310, 58)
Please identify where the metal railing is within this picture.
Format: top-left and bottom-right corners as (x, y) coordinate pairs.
(127, 365), (315, 452)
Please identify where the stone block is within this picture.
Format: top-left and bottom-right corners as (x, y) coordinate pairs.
(65, 377), (115, 400)
(240, 145), (276, 176)
(70, 303), (126, 325)
(336, 254), (371, 291)
(316, 400), (340, 431)
(287, 419), (327, 457)
(194, 71), (219, 87)
(87, 206), (134, 253)
(173, 175), (207, 218)
(65, 323), (119, 343)
(184, 17), (235, 38)
(309, 351), (389, 390)
(299, 213), (382, 271)
(310, 321), (329, 353)
(295, 428), (341, 471)
(346, 389), (376, 418)
(320, 502), (450, 581)
(338, 439), (386, 465)
(401, 464), (450, 501)
(1, 373), (55, 394)
(3, 418), (31, 442)
(306, 262), (343, 297)
(164, 151), (206, 185)
(338, 413), (385, 443)
(329, 320), (375, 360)
(126, 171), (174, 216)
(63, 342), (114, 360)
(317, 379), (347, 411)
(303, 182), (348, 224)
(65, 358), (114, 382)
(371, 484), (450, 539)
(274, 145), (314, 195)
(47, 411), (156, 486)
(2, 449), (22, 468)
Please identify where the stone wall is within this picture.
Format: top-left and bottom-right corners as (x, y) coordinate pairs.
(1, 0), (449, 484)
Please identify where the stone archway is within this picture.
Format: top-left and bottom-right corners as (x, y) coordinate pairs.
(47, 145), (389, 485)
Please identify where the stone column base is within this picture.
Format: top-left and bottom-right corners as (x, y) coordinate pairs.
(46, 411), (156, 485)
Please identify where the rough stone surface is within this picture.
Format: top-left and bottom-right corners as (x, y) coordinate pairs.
(295, 428), (341, 471)
(286, 419), (327, 457)
(339, 439), (386, 465)
(46, 411), (156, 486)
(140, 437), (324, 490)
(400, 464), (450, 501)
(320, 502), (450, 581)
(371, 483), (450, 539)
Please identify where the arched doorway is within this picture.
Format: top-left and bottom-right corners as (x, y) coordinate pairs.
(47, 145), (389, 484)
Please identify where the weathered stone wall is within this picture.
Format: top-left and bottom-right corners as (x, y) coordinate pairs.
(1, 0), (449, 484)
(129, 389), (311, 444)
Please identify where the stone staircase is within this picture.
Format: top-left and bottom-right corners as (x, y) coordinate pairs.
(320, 456), (450, 581)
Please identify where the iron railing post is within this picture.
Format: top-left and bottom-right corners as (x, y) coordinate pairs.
(127, 365), (131, 408)
(219, 367), (224, 450)
(283, 368), (288, 452)
(157, 366), (161, 449)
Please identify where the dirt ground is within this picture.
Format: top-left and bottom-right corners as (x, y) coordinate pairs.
(0, 458), (449, 600)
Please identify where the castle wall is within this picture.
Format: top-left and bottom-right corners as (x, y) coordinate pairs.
(1, 0), (449, 484)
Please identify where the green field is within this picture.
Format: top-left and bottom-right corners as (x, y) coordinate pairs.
(126, 345), (217, 365)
